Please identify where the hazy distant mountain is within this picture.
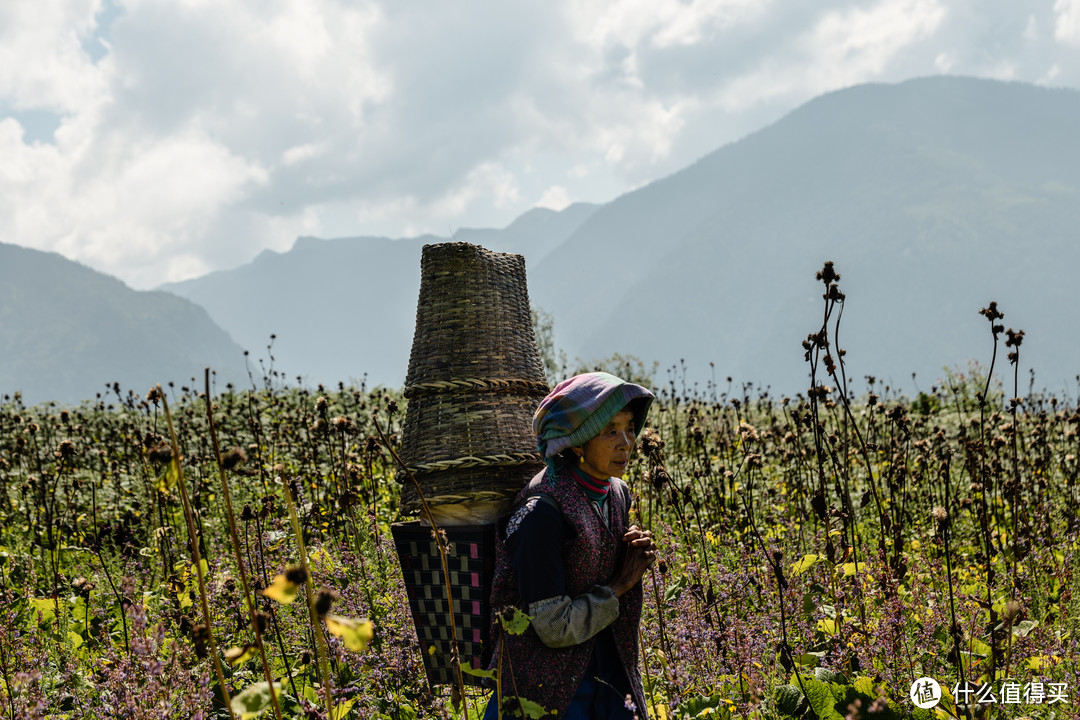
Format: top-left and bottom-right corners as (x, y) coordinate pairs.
(160, 203), (599, 389)
(0, 243), (245, 405)
(166, 76), (1080, 396)
(530, 76), (1080, 396)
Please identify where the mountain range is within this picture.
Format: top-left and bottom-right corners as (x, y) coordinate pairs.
(0, 242), (245, 405)
(5, 76), (1080, 404)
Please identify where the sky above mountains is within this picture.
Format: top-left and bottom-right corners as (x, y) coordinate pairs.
(4, 0), (1080, 289)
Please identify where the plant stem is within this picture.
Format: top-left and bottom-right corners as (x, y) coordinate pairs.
(203, 370), (284, 720)
(159, 387), (237, 720)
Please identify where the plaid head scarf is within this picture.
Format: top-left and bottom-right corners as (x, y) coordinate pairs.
(533, 372), (654, 466)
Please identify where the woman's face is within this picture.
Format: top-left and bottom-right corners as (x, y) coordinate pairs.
(574, 409), (637, 480)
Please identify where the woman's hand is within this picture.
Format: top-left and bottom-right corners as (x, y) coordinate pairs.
(609, 525), (657, 597)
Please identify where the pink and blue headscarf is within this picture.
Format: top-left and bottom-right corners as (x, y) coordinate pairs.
(533, 372), (654, 467)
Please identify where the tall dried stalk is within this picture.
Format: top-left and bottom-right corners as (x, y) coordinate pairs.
(158, 386), (237, 720)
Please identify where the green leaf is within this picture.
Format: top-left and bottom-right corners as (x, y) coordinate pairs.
(791, 554), (819, 576)
(324, 615), (373, 652)
(664, 575), (688, 604)
(29, 597), (60, 624)
(502, 696), (553, 720)
(674, 694), (729, 719)
(816, 618), (837, 637)
(259, 574), (301, 605)
(460, 664), (497, 679)
(1012, 619), (1037, 637)
(853, 676), (877, 697)
(225, 644), (258, 666)
(800, 677), (845, 720)
(230, 681), (280, 717)
(813, 667), (849, 685)
(841, 562), (864, 577)
(158, 458), (180, 493)
(794, 652), (823, 667)
(330, 697), (356, 720)
(774, 684), (803, 717)
(498, 608), (532, 635)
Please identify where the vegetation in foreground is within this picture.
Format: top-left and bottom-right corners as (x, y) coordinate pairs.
(1, 264), (1078, 719)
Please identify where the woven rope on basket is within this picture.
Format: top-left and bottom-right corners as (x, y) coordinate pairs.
(398, 242), (549, 514)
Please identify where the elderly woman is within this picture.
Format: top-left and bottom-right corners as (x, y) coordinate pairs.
(484, 372), (657, 720)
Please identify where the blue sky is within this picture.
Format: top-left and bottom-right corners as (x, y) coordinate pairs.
(3, 0), (1079, 289)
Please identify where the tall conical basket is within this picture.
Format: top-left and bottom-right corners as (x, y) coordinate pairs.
(392, 241), (549, 688)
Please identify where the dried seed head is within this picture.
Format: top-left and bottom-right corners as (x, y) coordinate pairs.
(979, 301), (1003, 322)
(638, 427), (664, 458)
(314, 587), (339, 616)
(315, 396), (329, 414)
(56, 440), (77, 458)
(284, 565), (308, 586)
(148, 444), (173, 465)
(221, 447), (247, 470)
(815, 261), (840, 285)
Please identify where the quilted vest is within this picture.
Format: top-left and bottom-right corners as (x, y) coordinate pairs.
(488, 467), (648, 719)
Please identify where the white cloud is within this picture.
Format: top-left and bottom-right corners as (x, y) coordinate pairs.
(1055, 0), (1080, 44)
(0, 0), (105, 111)
(536, 185), (572, 211)
(718, 0), (946, 112)
(2, 0), (1080, 289)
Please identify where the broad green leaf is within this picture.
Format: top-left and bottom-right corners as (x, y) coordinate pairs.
(813, 667), (849, 685)
(460, 664), (497, 679)
(308, 547), (334, 573)
(225, 644), (257, 666)
(664, 575), (688, 604)
(158, 459), (180, 493)
(800, 677), (845, 720)
(330, 697), (356, 720)
(853, 676), (877, 696)
(791, 554), (819, 576)
(794, 653), (822, 667)
(1026, 654), (1059, 670)
(1012, 619), (1037, 637)
(502, 696), (555, 720)
(30, 597), (60, 623)
(816, 618), (837, 637)
(841, 562), (864, 577)
(774, 684), (802, 716)
(969, 637), (991, 658)
(67, 630), (84, 649)
(260, 574), (301, 604)
(230, 681), (280, 717)
(499, 608), (532, 635)
(324, 615), (373, 652)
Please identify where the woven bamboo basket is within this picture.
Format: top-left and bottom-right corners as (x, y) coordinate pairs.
(398, 241), (549, 522)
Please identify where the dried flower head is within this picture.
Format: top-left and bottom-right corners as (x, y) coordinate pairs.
(314, 587), (339, 616)
(284, 565), (308, 586)
(221, 447), (248, 470)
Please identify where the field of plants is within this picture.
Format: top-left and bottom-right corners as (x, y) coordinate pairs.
(2, 265), (1078, 719)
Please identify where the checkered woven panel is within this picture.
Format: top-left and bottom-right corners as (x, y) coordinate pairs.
(391, 522), (497, 688)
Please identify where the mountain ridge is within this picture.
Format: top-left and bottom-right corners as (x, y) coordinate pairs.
(0, 243), (246, 405)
